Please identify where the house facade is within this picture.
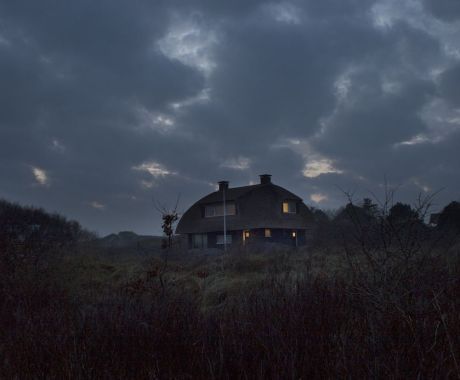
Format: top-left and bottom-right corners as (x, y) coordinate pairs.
(176, 174), (313, 249)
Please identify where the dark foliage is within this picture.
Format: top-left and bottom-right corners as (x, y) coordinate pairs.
(438, 201), (460, 234)
(388, 202), (420, 225)
(0, 199), (96, 275)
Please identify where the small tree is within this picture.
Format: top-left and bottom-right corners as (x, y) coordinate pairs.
(161, 212), (179, 249)
(154, 195), (180, 250)
(153, 195), (180, 295)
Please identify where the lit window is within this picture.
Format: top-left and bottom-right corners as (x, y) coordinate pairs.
(265, 229), (271, 238)
(244, 230), (250, 238)
(292, 231), (296, 238)
(204, 202), (236, 217)
(282, 201), (297, 214)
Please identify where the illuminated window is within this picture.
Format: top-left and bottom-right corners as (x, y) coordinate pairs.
(292, 231), (296, 238)
(204, 202), (236, 217)
(265, 229), (271, 238)
(244, 230), (250, 238)
(282, 201), (297, 214)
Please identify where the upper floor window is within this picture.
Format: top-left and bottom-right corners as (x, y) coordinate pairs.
(282, 200), (297, 214)
(204, 202), (236, 217)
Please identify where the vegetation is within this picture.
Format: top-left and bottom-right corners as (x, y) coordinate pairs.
(1, 197), (460, 379)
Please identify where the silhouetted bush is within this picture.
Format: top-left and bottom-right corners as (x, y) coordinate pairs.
(0, 199), (96, 275)
(438, 201), (460, 235)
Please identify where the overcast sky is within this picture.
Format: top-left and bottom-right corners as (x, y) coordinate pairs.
(1, 0), (459, 235)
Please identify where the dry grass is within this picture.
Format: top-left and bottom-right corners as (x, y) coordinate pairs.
(2, 245), (460, 379)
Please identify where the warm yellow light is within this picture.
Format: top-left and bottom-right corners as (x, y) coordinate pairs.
(265, 229), (271, 238)
(292, 231), (296, 238)
(282, 202), (289, 213)
(244, 231), (250, 238)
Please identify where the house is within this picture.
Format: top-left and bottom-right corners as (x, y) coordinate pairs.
(175, 174), (313, 249)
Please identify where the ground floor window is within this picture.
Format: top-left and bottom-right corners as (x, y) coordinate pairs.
(264, 228), (271, 238)
(192, 233), (207, 249)
(216, 234), (232, 245)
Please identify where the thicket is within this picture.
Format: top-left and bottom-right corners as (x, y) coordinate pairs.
(0, 199), (95, 284)
(1, 197), (460, 379)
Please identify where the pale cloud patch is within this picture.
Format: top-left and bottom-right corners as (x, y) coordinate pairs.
(310, 193), (328, 203)
(394, 99), (460, 148)
(170, 87), (211, 110)
(156, 14), (218, 76)
(371, 0), (398, 30)
(89, 201), (105, 210)
(394, 134), (430, 146)
(51, 138), (66, 153)
(141, 180), (156, 189)
(220, 156), (251, 170)
(371, 0), (460, 63)
(334, 70), (353, 102)
(303, 159), (343, 178)
(264, 2), (302, 25)
(272, 138), (344, 179)
(136, 106), (175, 134)
(412, 178), (431, 193)
(381, 79), (402, 94)
(132, 161), (176, 178)
(31, 166), (49, 186)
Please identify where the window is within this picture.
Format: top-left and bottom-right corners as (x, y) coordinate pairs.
(242, 230), (251, 244)
(192, 234), (207, 249)
(292, 231), (296, 238)
(265, 228), (271, 238)
(216, 234), (232, 245)
(204, 202), (236, 217)
(282, 201), (297, 214)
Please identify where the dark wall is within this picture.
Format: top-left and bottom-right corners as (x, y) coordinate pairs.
(187, 228), (306, 249)
(245, 228), (306, 247)
(206, 230), (243, 249)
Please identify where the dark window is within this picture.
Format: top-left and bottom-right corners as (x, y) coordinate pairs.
(204, 202), (236, 217)
(192, 234), (207, 248)
(216, 234), (232, 244)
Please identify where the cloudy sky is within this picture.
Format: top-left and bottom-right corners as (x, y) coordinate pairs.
(1, 0), (459, 235)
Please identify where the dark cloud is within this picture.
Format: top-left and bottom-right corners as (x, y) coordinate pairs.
(0, 0), (459, 234)
(423, 0), (460, 22)
(439, 63), (460, 106)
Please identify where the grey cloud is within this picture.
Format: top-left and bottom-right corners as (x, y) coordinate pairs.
(0, 0), (459, 234)
(439, 63), (460, 106)
(423, 0), (460, 22)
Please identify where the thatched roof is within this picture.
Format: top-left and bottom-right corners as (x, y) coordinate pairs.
(176, 179), (313, 234)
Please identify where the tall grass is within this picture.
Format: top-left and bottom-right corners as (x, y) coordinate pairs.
(1, 250), (460, 379)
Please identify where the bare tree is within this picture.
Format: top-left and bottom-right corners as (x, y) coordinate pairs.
(152, 194), (180, 295)
(153, 194), (180, 250)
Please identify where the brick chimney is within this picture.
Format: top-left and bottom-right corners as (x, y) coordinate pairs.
(218, 181), (229, 191)
(259, 174), (272, 185)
